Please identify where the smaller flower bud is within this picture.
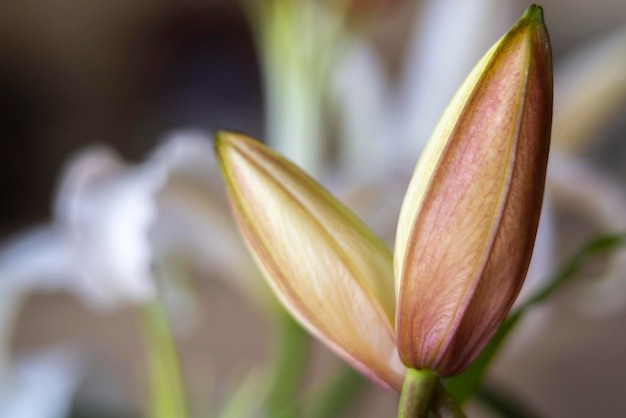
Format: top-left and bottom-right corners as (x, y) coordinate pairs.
(215, 131), (405, 391)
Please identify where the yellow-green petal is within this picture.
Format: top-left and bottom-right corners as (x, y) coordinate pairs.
(216, 131), (404, 390)
(395, 6), (552, 376)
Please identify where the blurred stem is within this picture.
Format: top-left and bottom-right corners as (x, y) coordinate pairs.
(244, 0), (351, 178)
(261, 0), (325, 176)
(432, 380), (466, 418)
(217, 372), (263, 418)
(265, 314), (310, 417)
(138, 301), (188, 418)
(397, 368), (438, 418)
(303, 364), (368, 418)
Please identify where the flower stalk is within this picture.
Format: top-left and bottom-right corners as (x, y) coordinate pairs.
(397, 371), (466, 418)
(244, 0), (351, 177)
(139, 301), (188, 418)
(397, 369), (438, 418)
(264, 315), (309, 417)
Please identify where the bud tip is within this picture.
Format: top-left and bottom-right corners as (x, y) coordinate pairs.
(523, 5), (544, 25)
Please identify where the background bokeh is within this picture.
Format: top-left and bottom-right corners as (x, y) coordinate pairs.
(1, 0), (625, 417)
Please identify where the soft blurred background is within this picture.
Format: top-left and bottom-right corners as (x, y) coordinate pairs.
(1, 0), (625, 417)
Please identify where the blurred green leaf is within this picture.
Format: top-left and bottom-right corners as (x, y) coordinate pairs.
(264, 315), (310, 418)
(217, 371), (265, 418)
(139, 301), (188, 418)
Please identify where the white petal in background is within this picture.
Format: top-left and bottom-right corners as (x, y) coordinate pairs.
(0, 131), (218, 312)
(0, 348), (82, 418)
(0, 227), (80, 298)
(49, 129), (242, 310)
(150, 129), (224, 193)
(55, 146), (166, 307)
(1, 128), (258, 316)
(0, 228), (82, 376)
(0, 129), (248, 416)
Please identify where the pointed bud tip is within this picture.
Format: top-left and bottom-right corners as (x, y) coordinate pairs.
(519, 5), (547, 32)
(214, 130), (252, 183)
(214, 130), (252, 163)
(509, 5), (550, 59)
(524, 5), (544, 22)
(214, 130), (231, 152)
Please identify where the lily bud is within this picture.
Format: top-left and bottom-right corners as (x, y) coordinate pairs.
(394, 5), (552, 376)
(215, 132), (405, 391)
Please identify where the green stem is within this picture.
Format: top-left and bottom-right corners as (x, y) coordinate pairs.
(397, 369), (438, 418)
(138, 301), (188, 418)
(250, 0), (352, 179)
(258, 0), (324, 177)
(265, 315), (310, 417)
(432, 380), (466, 418)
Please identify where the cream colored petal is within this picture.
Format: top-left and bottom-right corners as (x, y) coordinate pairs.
(216, 132), (404, 391)
(395, 6), (552, 376)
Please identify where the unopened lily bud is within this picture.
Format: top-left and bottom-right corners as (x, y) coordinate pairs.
(394, 5), (552, 376)
(215, 132), (405, 391)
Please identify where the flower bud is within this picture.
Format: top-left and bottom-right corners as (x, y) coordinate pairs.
(215, 131), (405, 391)
(394, 5), (552, 376)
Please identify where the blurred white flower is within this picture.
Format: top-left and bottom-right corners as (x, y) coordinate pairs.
(0, 130), (257, 311)
(0, 129), (255, 416)
(0, 226), (85, 417)
(55, 146), (165, 305)
(0, 348), (82, 418)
